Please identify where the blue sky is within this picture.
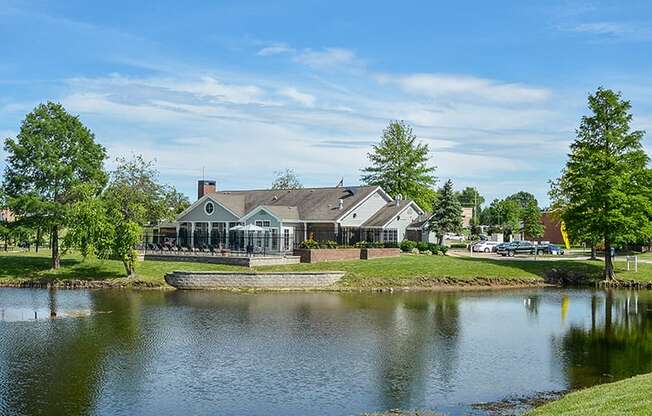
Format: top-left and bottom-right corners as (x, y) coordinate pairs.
(1, 0), (652, 206)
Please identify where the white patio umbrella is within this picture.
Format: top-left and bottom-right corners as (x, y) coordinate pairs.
(230, 224), (265, 232)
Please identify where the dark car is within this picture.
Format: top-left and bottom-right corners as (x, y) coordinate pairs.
(535, 243), (565, 255)
(497, 241), (536, 256)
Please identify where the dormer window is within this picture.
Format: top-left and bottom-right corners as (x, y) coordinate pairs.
(204, 201), (215, 215)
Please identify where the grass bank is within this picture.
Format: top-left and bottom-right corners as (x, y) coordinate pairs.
(3, 250), (652, 289)
(527, 373), (652, 415)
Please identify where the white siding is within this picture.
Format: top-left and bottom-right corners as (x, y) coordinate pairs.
(383, 204), (422, 241)
(339, 191), (389, 226)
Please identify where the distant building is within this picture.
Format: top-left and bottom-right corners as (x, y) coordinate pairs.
(541, 212), (564, 244)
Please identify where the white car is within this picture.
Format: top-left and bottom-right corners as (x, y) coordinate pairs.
(472, 241), (500, 253)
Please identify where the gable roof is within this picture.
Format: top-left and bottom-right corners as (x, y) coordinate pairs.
(196, 185), (381, 222)
(407, 212), (434, 230)
(362, 200), (423, 228)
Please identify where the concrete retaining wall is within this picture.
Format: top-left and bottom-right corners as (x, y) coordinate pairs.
(144, 254), (300, 267)
(165, 270), (344, 290)
(361, 248), (401, 259)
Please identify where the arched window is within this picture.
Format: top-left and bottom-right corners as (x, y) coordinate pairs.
(204, 201), (214, 215)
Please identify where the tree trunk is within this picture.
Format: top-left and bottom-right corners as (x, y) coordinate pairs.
(123, 260), (136, 278)
(604, 238), (615, 280)
(35, 227), (40, 253)
(438, 235), (445, 246)
(51, 226), (60, 270)
(590, 245), (597, 260)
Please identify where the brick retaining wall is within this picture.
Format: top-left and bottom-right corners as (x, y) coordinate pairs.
(293, 248), (361, 263)
(360, 248), (401, 259)
(165, 270), (344, 289)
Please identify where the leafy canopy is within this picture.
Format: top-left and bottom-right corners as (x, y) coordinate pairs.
(361, 120), (437, 209)
(555, 87), (652, 279)
(271, 168), (303, 190)
(2, 102), (107, 268)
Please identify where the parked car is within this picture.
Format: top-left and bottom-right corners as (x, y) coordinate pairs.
(535, 243), (565, 255)
(472, 241), (500, 253)
(497, 241), (536, 256)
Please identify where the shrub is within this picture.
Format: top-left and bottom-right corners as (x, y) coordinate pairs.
(400, 240), (417, 253)
(319, 240), (338, 249)
(428, 243), (440, 255)
(416, 241), (429, 252)
(384, 242), (399, 249)
(449, 243), (467, 249)
(369, 241), (385, 248)
(299, 239), (320, 249)
(420, 250), (432, 255)
(439, 245), (449, 255)
(354, 240), (368, 248)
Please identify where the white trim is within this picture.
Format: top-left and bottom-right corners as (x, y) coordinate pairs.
(176, 194), (241, 222)
(379, 201), (424, 229)
(239, 205), (282, 223)
(335, 186), (392, 223)
(203, 200), (215, 216)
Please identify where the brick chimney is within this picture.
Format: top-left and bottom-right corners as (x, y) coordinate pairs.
(198, 180), (216, 199)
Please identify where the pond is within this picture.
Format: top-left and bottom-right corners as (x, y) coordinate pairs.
(0, 288), (651, 415)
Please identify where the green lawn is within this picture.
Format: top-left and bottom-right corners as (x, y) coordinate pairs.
(2, 250), (652, 289)
(527, 373), (652, 415)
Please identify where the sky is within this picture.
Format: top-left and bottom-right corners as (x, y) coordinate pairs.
(1, 0), (652, 207)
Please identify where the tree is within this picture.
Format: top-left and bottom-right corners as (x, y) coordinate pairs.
(271, 169), (303, 190)
(427, 180), (463, 245)
(522, 200), (544, 240)
(496, 199), (521, 241)
(63, 185), (113, 259)
(361, 121), (437, 209)
(2, 102), (107, 269)
(505, 191), (537, 211)
(555, 88), (652, 280)
(102, 156), (160, 277)
(160, 185), (190, 222)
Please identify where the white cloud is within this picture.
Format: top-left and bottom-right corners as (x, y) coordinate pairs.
(294, 48), (362, 70)
(257, 44), (295, 56)
(566, 21), (652, 42)
(378, 73), (551, 103)
(278, 87), (316, 107)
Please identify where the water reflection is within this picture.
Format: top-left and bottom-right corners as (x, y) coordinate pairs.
(554, 290), (652, 389)
(0, 288), (651, 415)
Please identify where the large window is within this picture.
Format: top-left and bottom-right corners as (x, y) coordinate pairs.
(255, 220), (271, 227)
(382, 229), (398, 243)
(283, 229), (290, 251)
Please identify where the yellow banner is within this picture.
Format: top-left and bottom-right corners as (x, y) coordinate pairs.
(560, 221), (571, 250)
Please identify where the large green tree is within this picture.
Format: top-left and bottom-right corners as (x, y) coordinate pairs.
(555, 88), (652, 280)
(427, 180), (463, 245)
(2, 102), (107, 268)
(522, 200), (544, 240)
(361, 121), (437, 209)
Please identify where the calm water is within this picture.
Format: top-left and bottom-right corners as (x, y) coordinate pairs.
(1, 288), (651, 416)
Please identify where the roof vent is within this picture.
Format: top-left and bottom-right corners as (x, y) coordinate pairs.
(272, 195), (278, 201)
(338, 199), (344, 210)
(395, 194), (402, 206)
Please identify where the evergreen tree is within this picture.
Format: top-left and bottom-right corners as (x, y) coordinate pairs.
(2, 102), (107, 269)
(361, 121), (437, 209)
(555, 88), (652, 280)
(427, 180), (463, 245)
(522, 200), (544, 240)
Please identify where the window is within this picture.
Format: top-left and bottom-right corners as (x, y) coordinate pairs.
(283, 229), (290, 251)
(383, 229), (398, 243)
(204, 201), (214, 215)
(255, 220), (271, 227)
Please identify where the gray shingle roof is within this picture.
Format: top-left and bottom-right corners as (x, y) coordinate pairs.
(207, 185), (380, 221)
(362, 200), (416, 227)
(407, 213), (433, 229)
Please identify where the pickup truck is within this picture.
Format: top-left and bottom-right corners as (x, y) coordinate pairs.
(497, 241), (536, 256)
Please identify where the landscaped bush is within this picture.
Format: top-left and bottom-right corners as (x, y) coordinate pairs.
(354, 240), (368, 248)
(400, 240), (417, 253)
(449, 243), (467, 249)
(420, 250), (432, 255)
(428, 243), (441, 255)
(369, 241), (385, 248)
(383, 242), (399, 249)
(319, 240), (338, 249)
(439, 245), (449, 255)
(299, 239), (320, 249)
(416, 241), (429, 252)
